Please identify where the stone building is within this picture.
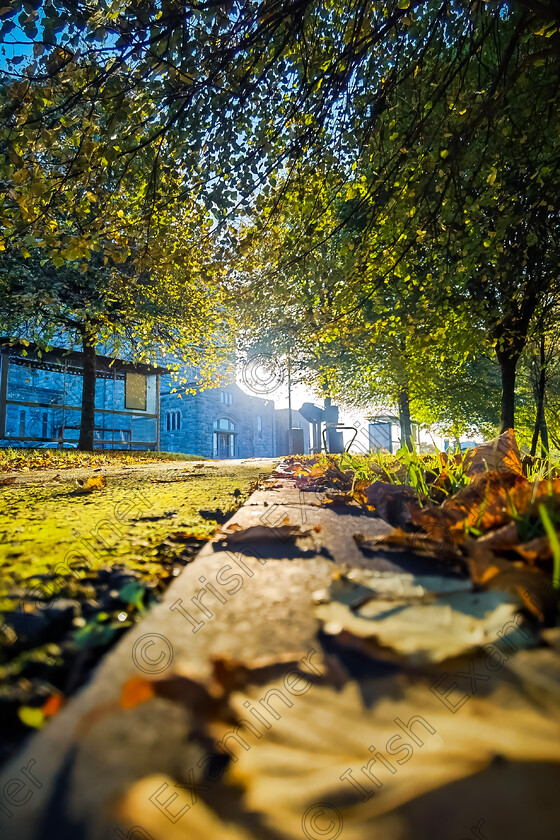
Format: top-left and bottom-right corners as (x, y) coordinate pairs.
(159, 379), (277, 459)
(0, 342), (312, 458)
(0, 344), (159, 448)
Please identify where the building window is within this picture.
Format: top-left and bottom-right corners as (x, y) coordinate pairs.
(19, 410), (25, 437)
(42, 412), (48, 438)
(214, 418), (235, 432)
(257, 415), (263, 438)
(220, 391), (233, 406)
(125, 372), (147, 411)
(166, 411), (181, 432)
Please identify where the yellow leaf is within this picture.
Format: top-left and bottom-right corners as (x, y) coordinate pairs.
(440, 149), (449, 159)
(487, 169), (497, 186)
(18, 706), (45, 729)
(75, 475), (107, 493)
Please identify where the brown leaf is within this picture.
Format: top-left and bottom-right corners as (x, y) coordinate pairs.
(412, 470), (527, 541)
(120, 678), (156, 709)
(0, 476), (16, 486)
(477, 522), (519, 551)
(316, 581), (522, 665)
(365, 482), (422, 527)
(465, 541), (555, 621)
(462, 428), (523, 478)
(356, 528), (463, 564)
(513, 536), (552, 566)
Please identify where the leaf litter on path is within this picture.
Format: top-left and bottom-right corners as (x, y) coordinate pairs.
(111, 640), (560, 840)
(314, 570), (528, 665)
(294, 430), (560, 617)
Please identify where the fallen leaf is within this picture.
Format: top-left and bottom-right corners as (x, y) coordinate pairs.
(120, 678), (156, 709)
(465, 541), (556, 621)
(412, 470), (527, 539)
(365, 482), (422, 527)
(356, 529), (463, 564)
(219, 524), (316, 545)
(75, 475), (106, 492)
(315, 573), (530, 665)
(462, 428), (523, 477)
(513, 535), (551, 566)
(17, 706), (45, 729)
(158, 669), (560, 840)
(42, 693), (64, 717)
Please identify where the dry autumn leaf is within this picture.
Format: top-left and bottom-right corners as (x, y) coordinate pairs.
(114, 666), (560, 840)
(411, 469), (527, 539)
(41, 693), (64, 718)
(120, 678), (156, 709)
(315, 574), (524, 665)
(75, 475), (107, 492)
(462, 427), (523, 477)
(465, 541), (556, 621)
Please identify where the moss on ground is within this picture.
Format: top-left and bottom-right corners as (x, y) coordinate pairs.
(0, 458), (274, 762)
(0, 461), (268, 610)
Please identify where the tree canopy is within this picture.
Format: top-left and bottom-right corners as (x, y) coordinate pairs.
(2, 0), (560, 444)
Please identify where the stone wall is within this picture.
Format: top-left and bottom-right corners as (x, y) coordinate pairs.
(160, 380), (276, 458)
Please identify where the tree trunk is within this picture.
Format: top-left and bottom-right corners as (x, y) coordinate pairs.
(496, 352), (518, 432)
(78, 332), (96, 451)
(541, 414), (549, 458)
(398, 388), (413, 450)
(531, 409), (542, 457)
(531, 331), (546, 457)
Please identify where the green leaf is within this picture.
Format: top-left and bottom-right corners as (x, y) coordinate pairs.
(118, 581), (147, 610)
(73, 620), (119, 650)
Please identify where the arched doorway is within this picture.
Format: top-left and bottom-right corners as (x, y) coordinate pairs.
(213, 418), (236, 458)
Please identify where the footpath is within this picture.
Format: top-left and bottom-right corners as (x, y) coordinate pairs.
(1, 460), (559, 840)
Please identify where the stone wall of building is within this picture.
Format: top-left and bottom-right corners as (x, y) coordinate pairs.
(2, 353), (158, 447)
(1, 349), (310, 458)
(160, 380), (276, 458)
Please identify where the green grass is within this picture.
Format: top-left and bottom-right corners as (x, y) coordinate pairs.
(332, 444), (474, 505)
